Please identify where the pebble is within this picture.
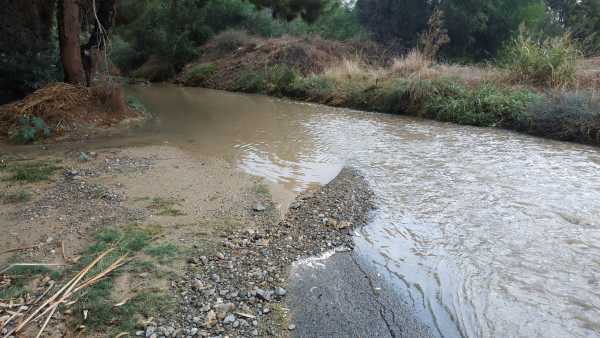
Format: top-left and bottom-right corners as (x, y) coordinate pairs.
(145, 326), (156, 337)
(253, 204), (266, 211)
(223, 314), (236, 325)
(288, 324), (296, 330)
(274, 287), (286, 297)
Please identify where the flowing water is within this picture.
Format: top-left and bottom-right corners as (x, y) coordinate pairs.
(9, 84), (600, 337)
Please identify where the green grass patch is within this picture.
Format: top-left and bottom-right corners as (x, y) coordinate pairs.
(183, 62), (219, 86)
(192, 240), (220, 256)
(0, 160), (61, 182)
(148, 197), (185, 216)
(0, 190), (31, 204)
(144, 243), (185, 264)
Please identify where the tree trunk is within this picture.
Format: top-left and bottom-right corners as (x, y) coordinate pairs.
(81, 0), (118, 86)
(57, 0), (86, 86)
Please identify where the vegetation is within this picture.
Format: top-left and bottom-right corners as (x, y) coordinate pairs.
(9, 114), (51, 143)
(0, 190), (31, 204)
(0, 160), (61, 182)
(182, 62), (219, 86)
(147, 197), (185, 216)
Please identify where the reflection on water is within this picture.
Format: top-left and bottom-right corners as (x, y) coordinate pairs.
(5, 84), (599, 337)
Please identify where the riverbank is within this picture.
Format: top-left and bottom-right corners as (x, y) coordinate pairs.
(175, 32), (600, 147)
(1, 145), (415, 337)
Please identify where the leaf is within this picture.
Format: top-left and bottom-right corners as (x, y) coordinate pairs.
(19, 125), (36, 141)
(31, 116), (45, 129)
(18, 115), (29, 126)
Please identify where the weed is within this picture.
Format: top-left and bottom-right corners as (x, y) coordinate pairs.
(0, 160), (60, 182)
(144, 243), (184, 264)
(9, 114), (51, 143)
(267, 64), (298, 95)
(123, 95), (148, 114)
(258, 304), (289, 335)
(193, 240), (220, 256)
(0, 190), (31, 204)
(228, 72), (265, 93)
(0, 260), (59, 299)
(148, 197), (185, 216)
(501, 25), (581, 87)
(420, 10), (450, 62)
(252, 183), (271, 199)
(183, 62), (219, 86)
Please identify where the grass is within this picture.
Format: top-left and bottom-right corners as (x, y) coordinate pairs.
(123, 95), (148, 114)
(227, 72), (265, 93)
(144, 243), (185, 264)
(252, 183), (271, 199)
(0, 190), (31, 204)
(196, 216), (243, 235)
(0, 160), (61, 182)
(148, 197), (185, 216)
(258, 304), (289, 335)
(183, 62), (219, 86)
(0, 257), (61, 299)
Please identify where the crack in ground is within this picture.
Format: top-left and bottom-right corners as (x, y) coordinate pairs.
(350, 253), (397, 338)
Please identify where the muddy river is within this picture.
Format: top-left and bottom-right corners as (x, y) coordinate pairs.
(13, 84), (600, 337)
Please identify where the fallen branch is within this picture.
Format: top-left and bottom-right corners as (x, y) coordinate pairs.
(4, 248), (114, 337)
(0, 241), (65, 256)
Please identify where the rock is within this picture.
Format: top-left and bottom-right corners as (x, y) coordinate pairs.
(204, 310), (216, 325)
(255, 289), (272, 301)
(188, 257), (199, 264)
(326, 219), (337, 228)
(223, 314), (235, 325)
(216, 312), (227, 320)
(213, 302), (235, 312)
(288, 324), (296, 330)
(274, 287), (286, 297)
(136, 331), (144, 336)
(252, 329), (259, 336)
(145, 326), (156, 337)
(253, 204), (266, 211)
(215, 252), (225, 260)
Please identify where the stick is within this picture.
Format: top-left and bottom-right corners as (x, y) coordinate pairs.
(6, 248), (114, 337)
(61, 241), (68, 263)
(0, 241), (64, 256)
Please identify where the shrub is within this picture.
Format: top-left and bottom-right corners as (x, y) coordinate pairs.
(267, 64), (298, 94)
(501, 26), (582, 87)
(516, 90), (600, 145)
(182, 62), (219, 86)
(210, 29), (255, 55)
(228, 72), (265, 93)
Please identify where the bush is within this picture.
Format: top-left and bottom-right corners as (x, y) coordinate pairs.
(228, 72), (265, 93)
(515, 90), (600, 145)
(500, 26), (582, 87)
(267, 64), (298, 94)
(182, 62), (219, 86)
(381, 77), (541, 127)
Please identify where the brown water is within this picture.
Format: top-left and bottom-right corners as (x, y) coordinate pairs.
(6, 84), (600, 337)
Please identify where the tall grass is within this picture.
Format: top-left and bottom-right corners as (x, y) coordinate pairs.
(501, 26), (581, 87)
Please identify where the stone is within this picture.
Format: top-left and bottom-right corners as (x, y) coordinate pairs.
(213, 302), (235, 312)
(255, 289), (272, 301)
(288, 324), (296, 330)
(215, 252), (225, 260)
(145, 326), (156, 337)
(216, 312), (227, 320)
(253, 204), (266, 211)
(223, 314), (235, 325)
(274, 287), (286, 297)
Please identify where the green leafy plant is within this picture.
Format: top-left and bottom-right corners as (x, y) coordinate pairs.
(9, 115), (51, 143)
(0, 160), (60, 182)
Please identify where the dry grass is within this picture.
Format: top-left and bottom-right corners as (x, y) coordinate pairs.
(323, 59), (382, 85)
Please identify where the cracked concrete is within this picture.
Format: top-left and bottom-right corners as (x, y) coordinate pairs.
(286, 249), (436, 338)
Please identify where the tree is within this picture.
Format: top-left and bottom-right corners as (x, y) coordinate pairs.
(548, 0), (600, 52)
(57, 0), (118, 86)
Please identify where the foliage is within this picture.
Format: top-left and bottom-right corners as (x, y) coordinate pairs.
(0, 47), (63, 102)
(183, 62), (219, 86)
(228, 72), (266, 93)
(9, 114), (51, 143)
(267, 64), (298, 94)
(0, 160), (60, 182)
(514, 90), (600, 145)
(500, 26), (581, 87)
(547, 0), (600, 53)
(123, 95), (148, 113)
